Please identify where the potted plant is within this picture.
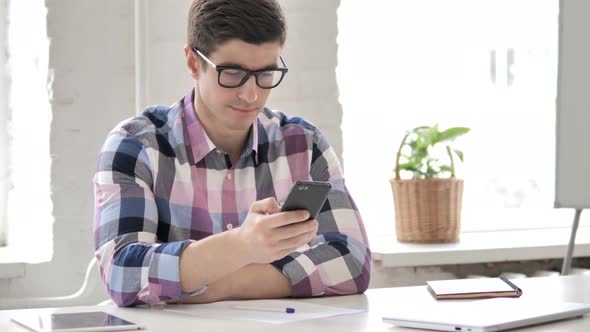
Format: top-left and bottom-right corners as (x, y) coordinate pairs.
(390, 125), (470, 243)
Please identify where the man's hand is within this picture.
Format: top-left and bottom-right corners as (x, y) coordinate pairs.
(236, 197), (318, 264)
(179, 197), (317, 296)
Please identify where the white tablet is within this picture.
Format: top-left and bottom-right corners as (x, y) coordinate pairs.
(10, 311), (143, 332)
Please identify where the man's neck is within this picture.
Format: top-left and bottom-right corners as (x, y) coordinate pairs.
(193, 95), (251, 165)
(212, 129), (249, 165)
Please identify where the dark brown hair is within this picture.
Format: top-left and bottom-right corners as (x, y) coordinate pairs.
(187, 0), (287, 57)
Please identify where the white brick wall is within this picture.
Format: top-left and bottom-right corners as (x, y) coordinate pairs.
(274, 0), (343, 159)
(0, 0), (135, 299)
(135, 0), (192, 109)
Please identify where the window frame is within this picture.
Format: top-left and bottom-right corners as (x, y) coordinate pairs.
(0, 0), (11, 247)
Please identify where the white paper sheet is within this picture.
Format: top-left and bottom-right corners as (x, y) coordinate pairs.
(163, 299), (365, 325)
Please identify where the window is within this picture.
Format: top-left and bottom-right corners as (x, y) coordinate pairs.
(0, 0), (52, 261)
(337, 0), (566, 238)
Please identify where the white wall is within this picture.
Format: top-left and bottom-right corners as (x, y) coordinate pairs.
(0, 0), (344, 303)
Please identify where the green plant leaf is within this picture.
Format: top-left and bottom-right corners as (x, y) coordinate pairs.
(395, 125), (469, 180)
(440, 165), (453, 173)
(438, 127), (470, 142)
(398, 162), (418, 171)
(453, 149), (464, 162)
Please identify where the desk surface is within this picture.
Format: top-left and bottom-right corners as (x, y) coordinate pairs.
(2, 275), (590, 332)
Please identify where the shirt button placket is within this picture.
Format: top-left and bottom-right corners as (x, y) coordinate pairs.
(223, 170), (235, 231)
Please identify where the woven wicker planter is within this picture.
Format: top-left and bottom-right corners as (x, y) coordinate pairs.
(390, 178), (464, 243)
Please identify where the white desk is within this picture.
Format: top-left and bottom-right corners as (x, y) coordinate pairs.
(2, 275), (590, 331)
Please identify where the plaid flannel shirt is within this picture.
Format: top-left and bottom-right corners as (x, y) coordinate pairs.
(93, 90), (371, 306)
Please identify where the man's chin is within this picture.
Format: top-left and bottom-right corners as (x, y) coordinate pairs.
(225, 118), (257, 132)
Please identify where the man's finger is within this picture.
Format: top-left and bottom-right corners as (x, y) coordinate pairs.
(276, 230), (316, 251)
(272, 218), (316, 240)
(261, 210), (310, 228)
(250, 197), (281, 214)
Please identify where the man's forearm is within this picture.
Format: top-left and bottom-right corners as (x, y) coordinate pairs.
(181, 263), (292, 303)
(179, 229), (250, 293)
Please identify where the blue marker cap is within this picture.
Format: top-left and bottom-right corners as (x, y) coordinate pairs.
(286, 308), (295, 314)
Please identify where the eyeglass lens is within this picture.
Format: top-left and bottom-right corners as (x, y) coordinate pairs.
(219, 69), (283, 88)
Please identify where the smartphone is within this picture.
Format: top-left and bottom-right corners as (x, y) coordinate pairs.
(280, 181), (332, 220)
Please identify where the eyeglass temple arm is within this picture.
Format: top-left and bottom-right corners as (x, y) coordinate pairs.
(279, 55), (287, 68)
(193, 47), (217, 69)
(194, 45), (286, 71)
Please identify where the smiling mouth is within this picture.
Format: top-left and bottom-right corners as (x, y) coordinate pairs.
(229, 106), (257, 113)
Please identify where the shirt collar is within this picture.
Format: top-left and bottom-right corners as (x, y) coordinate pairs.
(182, 89), (259, 165)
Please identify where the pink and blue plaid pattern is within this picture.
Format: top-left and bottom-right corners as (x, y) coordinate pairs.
(94, 90), (371, 306)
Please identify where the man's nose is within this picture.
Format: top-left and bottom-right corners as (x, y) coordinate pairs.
(238, 75), (259, 104)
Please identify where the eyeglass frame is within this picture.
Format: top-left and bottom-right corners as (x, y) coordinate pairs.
(191, 46), (289, 89)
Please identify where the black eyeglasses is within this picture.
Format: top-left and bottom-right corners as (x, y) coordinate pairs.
(192, 46), (288, 89)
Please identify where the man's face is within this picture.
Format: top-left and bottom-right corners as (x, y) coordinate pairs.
(193, 39), (283, 134)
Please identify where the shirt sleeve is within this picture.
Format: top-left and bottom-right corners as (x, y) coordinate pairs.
(93, 128), (200, 306)
(271, 129), (372, 297)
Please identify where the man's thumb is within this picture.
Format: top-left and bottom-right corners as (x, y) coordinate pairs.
(250, 197), (281, 214)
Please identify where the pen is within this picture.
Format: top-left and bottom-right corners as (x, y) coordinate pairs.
(232, 305), (295, 314)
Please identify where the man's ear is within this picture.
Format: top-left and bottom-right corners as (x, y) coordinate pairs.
(184, 45), (200, 80)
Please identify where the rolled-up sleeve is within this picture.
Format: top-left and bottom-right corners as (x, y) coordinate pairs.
(93, 128), (194, 306)
(271, 130), (372, 296)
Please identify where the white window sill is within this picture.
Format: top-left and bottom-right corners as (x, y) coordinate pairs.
(371, 225), (590, 267)
(0, 247), (26, 279)
(0, 243), (52, 279)
(0, 262), (25, 279)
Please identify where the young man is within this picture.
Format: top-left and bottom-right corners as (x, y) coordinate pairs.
(94, 0), (371, 307)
